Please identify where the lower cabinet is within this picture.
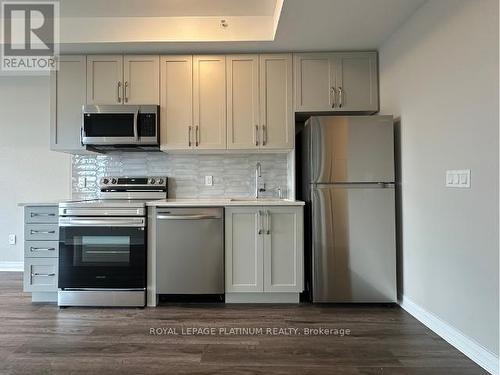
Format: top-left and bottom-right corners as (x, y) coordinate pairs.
(24, 258), (58, 292)
(225, 206), (303, 297)
(23, 205), (59, 301)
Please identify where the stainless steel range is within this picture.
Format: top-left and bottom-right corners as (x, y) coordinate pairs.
(58, 177), (167, 307)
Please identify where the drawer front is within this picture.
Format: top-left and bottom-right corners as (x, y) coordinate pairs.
(25, 224), (59, 241)
(24, 241), (59, 258)
(24, 258), (58, 292)
(25, 206), (58, 224)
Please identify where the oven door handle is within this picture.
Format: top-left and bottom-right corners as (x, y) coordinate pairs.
(59, 217), (145, 227)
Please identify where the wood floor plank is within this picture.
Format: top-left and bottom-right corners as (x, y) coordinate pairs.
(0, 272), (487, 375)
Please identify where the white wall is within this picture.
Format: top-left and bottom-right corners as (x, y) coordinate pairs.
(379, 0), (499, 359)
(0, 76), (71, 265)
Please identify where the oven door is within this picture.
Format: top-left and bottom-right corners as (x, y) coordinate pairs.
(82, 105), (139, 145)
(59, 219), (146, 289)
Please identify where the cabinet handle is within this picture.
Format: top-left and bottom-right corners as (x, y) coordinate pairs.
(31, 273), (55, 277)
(266, 210), (271, 235)
(195, 125), (199, 147)
(188, 126), (192, 147)
(30, 230), (55, 234)
(255, 125), (259, 146)
(262, 125), (267, 146)
(338, 87), (343, 108)
(257, 211), (263, 235)
(30, 247), (56, 252)
(330, 87), (336, 108)
(124, 81), (129, 103)
(31, 213), (55, 217)
(117, 81), (122, 103)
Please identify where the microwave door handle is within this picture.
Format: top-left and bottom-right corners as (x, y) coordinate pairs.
(134, 109), (139, 141)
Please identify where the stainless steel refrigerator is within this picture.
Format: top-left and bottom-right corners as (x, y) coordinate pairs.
(300, 116), (397, 303)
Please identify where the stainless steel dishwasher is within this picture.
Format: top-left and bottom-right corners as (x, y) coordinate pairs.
(155, 207), (224, 295)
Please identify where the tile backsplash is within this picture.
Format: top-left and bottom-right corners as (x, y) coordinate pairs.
(72, 152), (289, 200)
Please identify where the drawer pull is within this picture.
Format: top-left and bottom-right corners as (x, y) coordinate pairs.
(31, 213), (56, 217)
(31, 273), (55, 277)
(30, 230), (56, 234)
(30, 247), (56, 252)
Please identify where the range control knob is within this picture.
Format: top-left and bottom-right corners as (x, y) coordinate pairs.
(102, 178), (109, 185)
(158, 178), (164, 185)
(111, 178), (117, 184)
(150, 178), (156, 185)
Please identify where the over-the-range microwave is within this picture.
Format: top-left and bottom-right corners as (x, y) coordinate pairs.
(81, 104), (160, 152)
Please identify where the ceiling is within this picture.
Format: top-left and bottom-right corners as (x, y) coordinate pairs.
(60, 0), (278, 18)
(58, 0), (427, 53)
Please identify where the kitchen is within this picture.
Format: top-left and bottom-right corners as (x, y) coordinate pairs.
(0, 0), (498, 374)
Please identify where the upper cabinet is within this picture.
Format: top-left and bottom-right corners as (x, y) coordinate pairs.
(159, 56), (193, 151)
(50, 55), (87, 153)
(294, 52), (378, 113)
(227, 53), (293, 151)
(123, 55), (160, 104)
(259, 54), (293, 149)
(160, 55), (226, 151)
(87, 55), (159, 105)
(226, 55), (260, 149)
(86, 55), (123, 105)
(51, 51), (380, 154)
(193, 55), (227, 150)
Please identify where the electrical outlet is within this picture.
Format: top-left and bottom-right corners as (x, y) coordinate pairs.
(8, 234), (16, 245)
(78, 177), (87, 188)
(205, 176), (213, 186)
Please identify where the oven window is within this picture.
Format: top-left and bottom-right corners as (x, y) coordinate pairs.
(76, 236), (131, 266)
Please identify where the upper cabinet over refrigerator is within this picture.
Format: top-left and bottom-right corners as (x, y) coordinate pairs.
(305, 116), (394, 183)
(294, 52), (379, 113)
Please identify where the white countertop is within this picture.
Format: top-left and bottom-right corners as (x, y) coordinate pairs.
(19, 198), (305, 208)
(147, 198), (305, 207)
(17, 200), (76, 207)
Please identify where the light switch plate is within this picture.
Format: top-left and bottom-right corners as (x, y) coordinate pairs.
(205, 176), (213, 186)
(8, 234), (16, 245)
(446, 169), (470, 188)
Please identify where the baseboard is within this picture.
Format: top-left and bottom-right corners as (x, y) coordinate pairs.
(399, 295), (499, 375)
(0, 261), (23, 272)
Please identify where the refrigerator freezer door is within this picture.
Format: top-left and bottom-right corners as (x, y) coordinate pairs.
(311, 184), (396, 302)
(309, 116), (395, 183)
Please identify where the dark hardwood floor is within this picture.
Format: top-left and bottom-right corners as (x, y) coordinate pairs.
(0, 272), (486, 374)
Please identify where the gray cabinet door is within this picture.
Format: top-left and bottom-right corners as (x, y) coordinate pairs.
(123, 55), (160, 105)
(225, 207), (264, 292)
(159, 55), (193, 151)
(193, 55), (227, 150)
(263, 207), (303, 292)
(50, 55), (88, 152)
(24, 258), (58, 292)
(335, 52), (379, 112)
(259, 54), (294, 150)
(86, 55), (123, 105)
(294, 53), (336, 112)
(311, 185), (396, 302)
(226, 55), (260, 150)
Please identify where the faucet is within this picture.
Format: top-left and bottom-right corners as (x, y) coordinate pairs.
(255, 162), (266, 199)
